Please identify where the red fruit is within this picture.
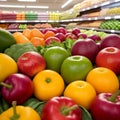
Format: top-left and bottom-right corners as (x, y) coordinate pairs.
(55, 33), (66, 42)
(1, 73), (33, 104)
(100, 34), (120, 49)
(78, 33), (87, 39)
(17, 51), (46, 77)
(45, 36), (61, 45)
(72, 28), (81, 37)
(71, 39), (99, 64)
(57, 27), (67, 35)
(88, 34), (101, 42)
(96, 47), (120, 75)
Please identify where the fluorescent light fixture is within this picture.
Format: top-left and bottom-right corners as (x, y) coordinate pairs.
(26, 5), (49, 9)
(0, 4), (25, 8)
(0, 0), (7, 1)
(18, 0), (36, 2)
(61, 0), (73, 8)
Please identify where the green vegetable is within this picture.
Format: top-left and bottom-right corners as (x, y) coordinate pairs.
(23, 97), (46, 115)
(0, 28), (16, 53)
(4, 43), (38, 61)
(36, 39), (76, 56)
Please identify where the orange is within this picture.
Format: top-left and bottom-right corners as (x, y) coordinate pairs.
(23, 29), (31, 40)
(64, 80), (96, 110)
(33, 70), (65, 101)
(86, 67), (119, 94)
(44, 31), (55, 40)
(0, 53), (18, 82)
(13, 32), (30, 44)
(30, 28), (44, 39)
(30, 37), (45, 46)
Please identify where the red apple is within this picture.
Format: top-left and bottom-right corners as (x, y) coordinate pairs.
(71, 39), (100, 64)
(56, 27), (67, 35)
(17, 51), (46, 77)
(88, 34), (101, 42)
(55, 33), (66, 42)
(78, 33), (87, 39)
(72, 28), (81, 37)
(96, 47), (120, 75)
(1, 73), (33, 104)
(100, 34), (120, 49)
(65, 33), (78, 40)
(45, 36), (61, 45)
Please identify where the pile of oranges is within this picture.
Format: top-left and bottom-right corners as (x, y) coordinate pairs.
(13, 28), (55, 47)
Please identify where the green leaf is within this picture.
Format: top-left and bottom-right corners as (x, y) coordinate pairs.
(80, 106), (93, 120)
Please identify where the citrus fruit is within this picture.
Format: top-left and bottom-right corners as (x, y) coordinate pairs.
(23, 29), (31, 40)
(44, 46), (69, 73)
(60, 55), (93, 84)
(44, 31), (55, 40)
(33, 70), (65, 101)
(86, 67), (119, 94)
(30, 37), (45, 46)
(0, 53), (18, 82)
(64, 80), (96, 109)
(30, 28), (44, 39)
(13, 32), (30, 44)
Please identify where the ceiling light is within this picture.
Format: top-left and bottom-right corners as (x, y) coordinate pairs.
(61, 0), (73, 8)
(18, 0), (36, 2)
(26, 5), (49, 9)
(0, 0), (7, 1)
(0, 5), (25, 8)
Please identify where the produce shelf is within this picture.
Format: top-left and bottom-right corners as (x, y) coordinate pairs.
(79, 26), (120, 34)
(80, 0), (120, 12)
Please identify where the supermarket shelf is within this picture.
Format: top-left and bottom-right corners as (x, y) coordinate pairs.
(0, 20), (59, 23)
(80, 0), (120, 12)
(60, 15), (120, 23)
(78, 26), (120, 34)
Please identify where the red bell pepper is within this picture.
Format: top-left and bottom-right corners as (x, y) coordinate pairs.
(41, 96), (82, 120)
(90, 90), (120, 120)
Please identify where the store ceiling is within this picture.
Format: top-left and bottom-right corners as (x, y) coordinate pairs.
(0, 0), (83, 13)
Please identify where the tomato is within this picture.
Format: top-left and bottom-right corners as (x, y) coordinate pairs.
(60, 55), (93, 84)
(44, 46), (69, 73)
(64, 80), (96, 110)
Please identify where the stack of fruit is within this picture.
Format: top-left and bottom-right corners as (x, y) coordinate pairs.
(100, 20), (120, 30)
(0, 27), (120, 120)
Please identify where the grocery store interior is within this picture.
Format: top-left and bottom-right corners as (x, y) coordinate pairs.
(0, 0), (120, 33)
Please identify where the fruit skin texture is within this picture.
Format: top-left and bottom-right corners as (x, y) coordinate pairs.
(86, 67), (119, 94)
(0, 53), (18, 82)
(1, 73), (33, 104)
(71, 39), (99, 64)
(41, 96), (82, 120)
(44, 46), (69, 73)
(0, 105), (41, 120)
(64, 80), (96, 110)
(96, 47), (120, 75)
(17, 51), (46, 77)
(33, 70), (65, 101)
(100, 34), (120, 49)
(61, 55), (93, 84)
(0, 28), (16, 52)
(90, 92), (120, 120)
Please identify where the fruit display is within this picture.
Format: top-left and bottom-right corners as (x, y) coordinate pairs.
(0, 28), (120, 120)
(100, 20), (120, 30)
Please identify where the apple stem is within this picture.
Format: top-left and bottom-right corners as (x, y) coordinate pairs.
(0, 82), (12, 89)
(61, 105), (78, 116)
(107, 90), (120, 102)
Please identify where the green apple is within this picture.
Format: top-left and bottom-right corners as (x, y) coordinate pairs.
(44, 46), (69, 73)
(60, 55), (93, 84)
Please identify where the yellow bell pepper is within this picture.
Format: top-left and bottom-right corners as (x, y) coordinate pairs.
(0, 101), (41, 120)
